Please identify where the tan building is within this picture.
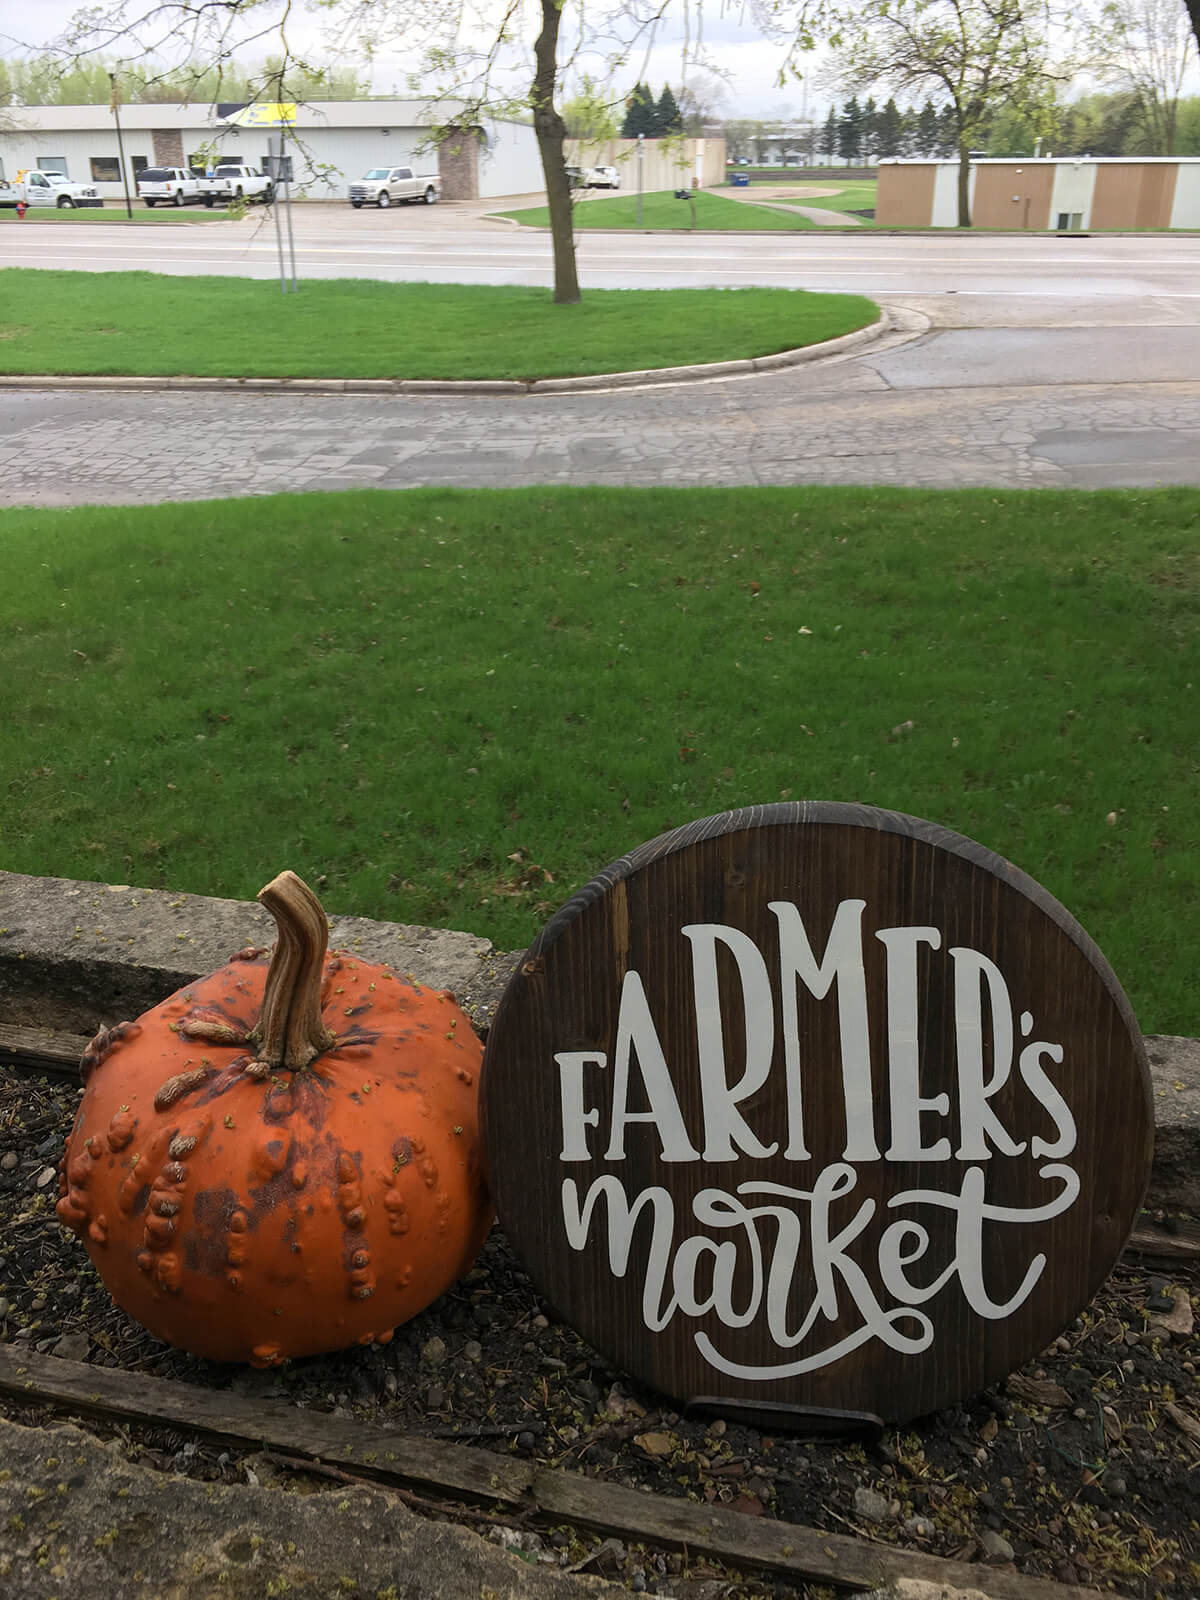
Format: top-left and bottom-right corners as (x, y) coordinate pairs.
(565, 137), (726, 192)
(877, 157), (1200, 230)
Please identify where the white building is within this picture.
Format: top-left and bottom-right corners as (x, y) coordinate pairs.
(0, 100), (545, 202)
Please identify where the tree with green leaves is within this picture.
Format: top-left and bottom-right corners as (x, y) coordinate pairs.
(837, 96), (863, 159)
(561, 73), (621, 141)
(621, 81), (658, 136)
(2, 52), (368, 105)
(862, 95), (878, 160)
(723, 116), (764, 161)
(876, 97), (904, 157)
(656, 84), (683, 133)
(1084, 0), (1197, 153)
(825, 0), (1068, 223)
(822, 106), (840, 160)
(25, 1), (715, 308)
(916, 98), (941, 155)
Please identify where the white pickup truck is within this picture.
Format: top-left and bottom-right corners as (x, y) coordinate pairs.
(198, 163), (274, 207)
(348, 167), (441, 208)
(0, 169), (103, 209)
(136, 166), (203, 207)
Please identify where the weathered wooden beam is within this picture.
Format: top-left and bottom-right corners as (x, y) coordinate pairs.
(0, 1346), (1098, 1598)
(0, 1344), (531, 1508)
(0, 1020), (87, 1081)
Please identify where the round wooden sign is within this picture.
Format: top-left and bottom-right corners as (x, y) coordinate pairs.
(481, 804), (1153, 1424)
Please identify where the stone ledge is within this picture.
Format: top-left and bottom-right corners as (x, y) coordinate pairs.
(0, 1413), (624, 1600)
(0, 870), (1195, 1209)
(0, 870), (520, 1036)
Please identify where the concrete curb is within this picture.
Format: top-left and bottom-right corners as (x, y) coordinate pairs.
(0, 867), (1195, 1213)
(0, 310), (902, 399)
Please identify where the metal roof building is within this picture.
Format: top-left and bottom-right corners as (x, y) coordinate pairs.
(0, 100), (545, 202)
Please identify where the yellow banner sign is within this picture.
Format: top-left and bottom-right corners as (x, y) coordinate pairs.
(230, 103), (296, 127)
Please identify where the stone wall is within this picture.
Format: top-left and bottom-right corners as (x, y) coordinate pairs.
(438, 126), (482, 202)
(151, 128), (186, 167)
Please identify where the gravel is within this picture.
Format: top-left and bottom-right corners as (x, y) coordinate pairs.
(4, 1065), (1200, 1596)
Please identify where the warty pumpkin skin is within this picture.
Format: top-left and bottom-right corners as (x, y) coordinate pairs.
(56, 872), (492, 1367)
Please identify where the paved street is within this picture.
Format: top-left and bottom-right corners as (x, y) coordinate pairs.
(3, 201), (1200, 295)
(2, 213), (1198, 501)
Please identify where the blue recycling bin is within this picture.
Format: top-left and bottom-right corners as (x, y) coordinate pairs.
(730, 172), (750, 187)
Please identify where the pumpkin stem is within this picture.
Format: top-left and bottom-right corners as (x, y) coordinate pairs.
(247, 871), (337, 1071)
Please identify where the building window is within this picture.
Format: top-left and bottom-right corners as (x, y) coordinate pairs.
(91, 156), (121, 183)
(38, 156), (69, 176)
(131, 155), (148, 179)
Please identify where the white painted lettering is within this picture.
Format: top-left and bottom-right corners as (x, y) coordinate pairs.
(876, 925), (951, 1160)
(605, 970), (700, 1163)
(951, 947), (1025, 1159)
(769, 898), (879, 1162)
(556, 1051), (607, 1161)
(682, 923), (778, 1162)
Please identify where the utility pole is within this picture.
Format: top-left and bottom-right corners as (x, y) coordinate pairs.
(109, 72), (133, 219)
(636, 132), (644, 226)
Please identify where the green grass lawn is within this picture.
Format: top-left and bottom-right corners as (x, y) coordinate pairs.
(0, 269), (878, 379)
(1, 486), (1195, 1034)
(0, 206), (232, 224)
(763, 179), (879, 221)
(499, 189), (820, 230)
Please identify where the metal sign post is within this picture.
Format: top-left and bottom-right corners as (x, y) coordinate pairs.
(269, 132), (288, 296)
(281, 120), (298, 294)
(237, 103), (298, 292)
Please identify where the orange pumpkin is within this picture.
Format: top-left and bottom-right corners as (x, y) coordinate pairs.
(56, 871), (492, 1366)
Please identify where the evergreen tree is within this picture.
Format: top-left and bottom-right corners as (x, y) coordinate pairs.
(916, 98), (940, 154)
(656, 84), (682, 134)
(937, 103), (959, 155)
(876, 97), (904, 157)
(822, 107), (839, 161)
(621, 81), (657, 136)
(837, 96), (863, 161)
(862, 96), (878, 161)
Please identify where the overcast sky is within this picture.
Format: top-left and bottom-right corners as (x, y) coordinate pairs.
(1, 0), (1196, 117)
(0, 0), (835, 121)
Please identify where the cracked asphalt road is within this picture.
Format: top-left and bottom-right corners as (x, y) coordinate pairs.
(5, 306), (1199, 503)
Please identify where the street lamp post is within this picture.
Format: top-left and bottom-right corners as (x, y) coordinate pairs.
(636, 132), (644, 226)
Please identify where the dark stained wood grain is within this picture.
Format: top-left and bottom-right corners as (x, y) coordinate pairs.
(482, 803), (1154, 1424)
(0, 1345), (1099, 1598)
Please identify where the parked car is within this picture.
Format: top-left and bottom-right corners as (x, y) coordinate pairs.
(348, 167), (442, 208)
(136, 166), (203, 207)
(583, 165), (621, 189)
(0, 169), (103, 209)
(565, 165), (585, 190)
(197, 163), (274, 207)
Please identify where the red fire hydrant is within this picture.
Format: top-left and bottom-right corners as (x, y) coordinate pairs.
(15, 200), (26, 220)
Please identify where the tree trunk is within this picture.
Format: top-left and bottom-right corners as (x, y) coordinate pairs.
(533, 0), (580, 305)
(1187, 0), (1200, 59)
(956, 139), (972, 228)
